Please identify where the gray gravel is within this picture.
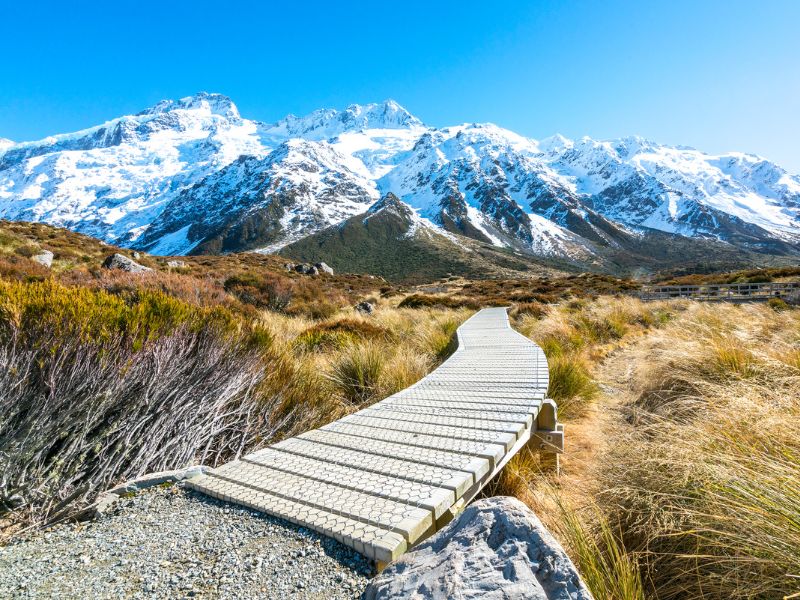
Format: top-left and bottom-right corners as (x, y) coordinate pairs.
(0, 484), (372, 599)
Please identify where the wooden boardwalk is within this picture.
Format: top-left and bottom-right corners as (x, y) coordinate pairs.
(187, 307), (559, 564)
(640, 281), (800, 302)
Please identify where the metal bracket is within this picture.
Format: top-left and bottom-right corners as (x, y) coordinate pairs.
(531, 428), (564, 453)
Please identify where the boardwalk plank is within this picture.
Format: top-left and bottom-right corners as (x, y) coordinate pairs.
(187, 307), (551, 562)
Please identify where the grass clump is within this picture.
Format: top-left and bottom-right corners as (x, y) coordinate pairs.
(767, 296), (790, 311)
(712, 338), (757, 378)
(328, 341), (387, 405)
(553, 500), (645, 600)
(511, 301), (547, 320)
(547, 355), (598, 419)
(293, 318), (392, 353)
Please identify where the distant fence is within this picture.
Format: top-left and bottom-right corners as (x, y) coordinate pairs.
(640, 281), (800, 302)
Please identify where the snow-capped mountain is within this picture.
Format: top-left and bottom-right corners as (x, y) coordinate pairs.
(139, 139), (378, 255)
(1, 92), (798, 273)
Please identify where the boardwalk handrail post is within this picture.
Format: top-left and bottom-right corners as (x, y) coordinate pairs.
(532, 398), (563, 475)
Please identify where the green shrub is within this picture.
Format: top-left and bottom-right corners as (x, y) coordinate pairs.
(767, 297), (789, 311)
(398, 294), (479, 310)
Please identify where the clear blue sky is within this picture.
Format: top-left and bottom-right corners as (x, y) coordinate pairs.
(2, 0), (798, 171)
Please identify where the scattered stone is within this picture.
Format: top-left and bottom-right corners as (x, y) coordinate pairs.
(101, 253), (152, 273)
(355, 301), (375, 315)
(0, 485), (371, 599)
(294, 263), (318, 275)
(364, 496), (591, 600)
(166, 260), (186, 268)
(314, 262), (334, 275)
(31, 249), (54, 268)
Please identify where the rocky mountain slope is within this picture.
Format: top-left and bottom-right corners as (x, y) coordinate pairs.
(280, 193), (559, 282)
(1, 92), (798, 274)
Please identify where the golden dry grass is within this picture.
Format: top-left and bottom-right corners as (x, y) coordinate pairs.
(254, 305), (472, 437)
(510, 299), (800, 600)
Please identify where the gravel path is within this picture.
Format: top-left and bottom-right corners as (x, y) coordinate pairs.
(0, 484), (372, 599)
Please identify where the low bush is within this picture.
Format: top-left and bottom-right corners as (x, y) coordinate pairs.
(224, 272), (293, 311)
(510, 301), (547, 320)
(767, 296), (789, 311)
(0, 255), (50, 282)
(398, 294), (479, 310)
(0, 280), (277, 526)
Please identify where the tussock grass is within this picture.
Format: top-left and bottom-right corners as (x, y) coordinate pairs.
(547, 355), (598, 419)
(552, 499), (645, 600)
(515, 300), (800, 600)
(596, 302), (800, 599)
(328, 341), (386, 405)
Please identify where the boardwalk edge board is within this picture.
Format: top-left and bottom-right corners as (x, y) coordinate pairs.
(187, 307), (560, 563)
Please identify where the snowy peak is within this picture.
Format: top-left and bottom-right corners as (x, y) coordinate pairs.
(367, 192), (416, 220)
(269, 100), (423, 139)
(138, 92), (241, 120)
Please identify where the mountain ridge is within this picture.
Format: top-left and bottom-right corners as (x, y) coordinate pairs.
(1, 92), (798, 276)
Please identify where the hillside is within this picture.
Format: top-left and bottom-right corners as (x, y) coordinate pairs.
(279, 193), (565, 282)
(1, 220), (798, 599)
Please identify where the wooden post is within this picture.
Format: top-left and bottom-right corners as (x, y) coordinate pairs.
(532, 399), (563, 475)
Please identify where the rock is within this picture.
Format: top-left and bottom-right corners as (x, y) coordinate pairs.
(315, 262), (334, 275)
(166, 260), (186, 268)
(31, 250), (54, 268)
(294, 263), (318, 275)
(283, 263), (296, 272)
(101, 253), (152, 273)
(355, 301), (374, 315)
(3, 493), (25, 510)
(364, 497), (591, 600)
(132, 252), (141, 259)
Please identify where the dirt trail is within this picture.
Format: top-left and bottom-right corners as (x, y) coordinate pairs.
(531, 334), (654, 515)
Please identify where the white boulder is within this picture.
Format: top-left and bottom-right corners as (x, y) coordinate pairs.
(364, 496), (591, 600)
(101, 253), (152, 273)
(315, 262), (334, 275)
(31, 249), (54, 268)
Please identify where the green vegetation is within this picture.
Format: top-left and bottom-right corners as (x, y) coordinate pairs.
(0, 226), (471, 536)
(278, 200), (556, 283)
(398, 293), (479, 310)
(3, 219), (800, 600)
